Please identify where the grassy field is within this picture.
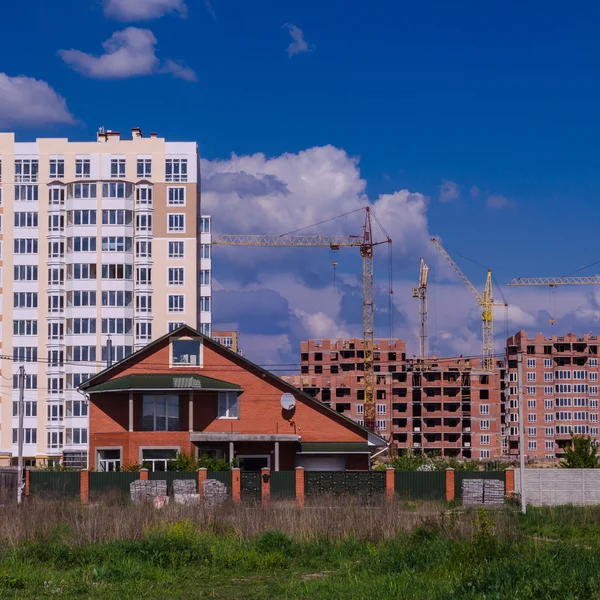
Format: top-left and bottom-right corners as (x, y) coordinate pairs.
(2, 499), (600, 598)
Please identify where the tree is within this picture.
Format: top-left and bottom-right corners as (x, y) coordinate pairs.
(560, 434), (599, 468)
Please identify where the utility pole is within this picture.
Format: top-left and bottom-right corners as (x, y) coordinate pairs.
(17, 365), (25, 505)
(517, 352), (526, 514)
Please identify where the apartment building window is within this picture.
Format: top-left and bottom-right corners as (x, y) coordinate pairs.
(555, 370), (570, 380)
(591, 414), (599, 423)
(136, 267), (152, 285)
(47, 431), (63, 449)
(527, 358), (536, 368)
(592, 400), (599, 409)
(200, 269), (211, 285)
(357, 404), (364, 415)
(103, 182), (133, 198)
(101, 264), (133, 280)
(47, 378), (64, 394)
(168, 187), (185, 205)
(593, 427), (600, 437)
(376, 404), (386, 415)
(527, 372), (536, 382)
(544, 399), (553, 409)
(47, 322), (64, 340)
(545, 441), (554, 450)
(70, 209), (96, 225)
(101, 318), (133, 335)
(68, 318), (96, 335)
(572, 425), (589, 434)
(48, 268), (65, 285)
(15, 159), (38, 182)
(48, 350), (64, 367)
(14, 212), (38, 228)
(526, 386), (535, 396)
(13, 266), (37, 282)
(48, 241), (65, 258)
(556, 411), (572, 420)
(66, 400), (88, 418)
(49, 187), (65, 205)
(165, 158), (187, 182)
(509, 386), (517, 395)
(168, 214), (185, 232)
(101, 236), (131, 252)
(103, 344), (132, 363)
(200, 244), (211, 259)
(13, 347), (37, 363)
(168, 295), (185, 312)
(68, 290), (97, 307)
(14, 238), (38, 254)
(136, 214), (152, 232)
(574, 384), (588, 393)
(68, 373), (94, 389)
(13, 429), (37, 445)
(574, 411), (587, 421)
(590, 359), (599, 368)
(110, 158), (126, 178)
(528, 441), (537, 451)
(137, 158), (152, 178)
(135, 240), (152, 259)
(479, 404), (489, 415)
(13, 320), (37, 336)
(546, 427), (554, 437)
(168, 322), (184, 332)
(556, 398), (571, 407)
(556, 384), (572, 393)
(14, 292), (38, 308)
(376, 420), (386, 431)
(200, 296), (210, 312)
(49, 215), (65, 232)
(136, 186), (152, 205)
(544, 386), (553, 396)
(591, 373), (599, 382)
(528, 414), (537, 423)
(527, 399), (536, 409)
(102, 209), (133, 225)
(544, 358), (553, 368)
(15, 184), (38, 201)
(169, 241), (184, 258)
(574, 397), (587, 407)
(76, 157), (91, 178)
(544, 372), (553, 382)
(545, 413), (554, 423)
(13, 401), (37, 417)
(508, 372), (517, 382)
(136, 322), (152, 341)
(480, 420), (490, 430)
(573, 370), (587, 380)
(66, 428), (88, 445)
(168, 268), (184, 285)
(200, 217), (211, 233)
(142, 395), (180, 430)
(136, 294), (152, 312)
(11, 374), (37, 390)
(49, 158), (64, 179)
(480, 435), (490, 445)
(67, 346), (96, 362)
(72, 236), (97, 252)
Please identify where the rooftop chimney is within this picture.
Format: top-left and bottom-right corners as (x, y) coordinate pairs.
(132, 127), (143, 139)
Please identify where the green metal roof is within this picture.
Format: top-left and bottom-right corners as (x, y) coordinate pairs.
(299, 442), (370, 454)
(84, 373), (241, 393)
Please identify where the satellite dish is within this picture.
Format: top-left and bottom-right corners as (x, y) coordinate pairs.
(281, 393), (296, 411)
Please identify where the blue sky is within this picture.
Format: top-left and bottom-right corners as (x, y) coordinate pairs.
(2, 0), (600, 364)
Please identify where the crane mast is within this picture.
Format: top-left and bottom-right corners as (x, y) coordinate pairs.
(213, 207), (391, 432)
(412, 258), (429, 363)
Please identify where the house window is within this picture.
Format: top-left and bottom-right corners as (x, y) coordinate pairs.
(137, 158), (152, 178)
(169, 241), (184, 258)
(168, 214), (185, 232)
(142, 396), (180, 431)
(168, 294), (185, 312)
(142, 449), (178, 472)
(217, 391), (239, 419)
(98, 449), (121, 472)
(110, 158), (126, 178)
(168, 187), (185, 205)
(171, 339), (201, 366)
(76, 158), (91, 178)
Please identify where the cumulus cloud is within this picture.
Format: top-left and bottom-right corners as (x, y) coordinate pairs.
(487, 194), (512, 209)
(103, 0), (187, 21)
(0, 73), (75, 127)
(283, 23), (312, 56)
(439, 179), (460, 202)
(59, 28), (196, 81)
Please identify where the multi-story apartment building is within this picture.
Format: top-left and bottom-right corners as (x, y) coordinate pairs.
(212, 331), (240, 353)
(285, 338), (506, 459)
(0, 128), (212, 467)
(506, 331), (600, 461)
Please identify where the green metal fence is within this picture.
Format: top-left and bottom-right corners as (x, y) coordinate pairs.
(306, 471), (385, 497)
(29, 471), (80, 498)
(89, 472), (139, 500)
(149, 471), (197, 495)
(394, 472), (446, 500)
(270, 471), (296, 500)
(455, 471), (505, 501)
(241, 472), (261, 502)
(206, 471), (232, 495)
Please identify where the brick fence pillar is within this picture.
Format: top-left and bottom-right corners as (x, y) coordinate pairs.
(505, 468), (515, 496)
(231, 468), (241, 503)
(261, 467), (270, 507)
(80, 470), (89, 505)
(25, 469), (30, 497)
(198, 468), (207, 504)
(386, 467), (395, 502)
(139, 468), (149, 481)
(445, 468), (455, 502)
(295, 467), (305, 507)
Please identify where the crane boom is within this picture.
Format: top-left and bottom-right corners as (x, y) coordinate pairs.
(430, 238), (482, 301)
(213, 207), (391, 433)
(508, 276), (600, 286)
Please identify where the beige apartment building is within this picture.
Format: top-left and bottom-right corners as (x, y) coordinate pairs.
(0, 128), (212, 467)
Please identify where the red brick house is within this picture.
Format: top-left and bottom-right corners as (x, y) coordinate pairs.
(80, 325), (386, 472)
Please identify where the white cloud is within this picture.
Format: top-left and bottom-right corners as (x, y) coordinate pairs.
(487, 194), (512, 209)
(283, 23), (312, 56)
(295, 310), (352, 339)
(58, 28), (196, 81)
(439, 179), (460, 202)
(103, 0), (187, 21)
(0, 73), (75, 127)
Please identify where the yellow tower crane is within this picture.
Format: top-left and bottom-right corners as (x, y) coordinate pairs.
(431, 238), (506, 371)
(213, 207), (392, 432)
(412, 258), (429, 364)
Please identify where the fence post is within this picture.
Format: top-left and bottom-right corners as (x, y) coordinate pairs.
(25, 469), (30, 497)
(80, 470), (89, 505)
(295, 467), (305, 507)
(261, 467), (270, 507)
(231, 468), (241, 503)
(445, 468), (455, 502)
(198, 468), (207, 504)
(386, 467), (395, 502)
(505, 468), (515, 497)
(139, 468), (149, 481)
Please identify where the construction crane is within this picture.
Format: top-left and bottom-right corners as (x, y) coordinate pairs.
(431, 238), (506, 371)
(213, 207), (392, 432)
(412, 258), (429, 363)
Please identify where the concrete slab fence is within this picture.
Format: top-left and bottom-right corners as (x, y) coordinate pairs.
(515, 468), (600, 506)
